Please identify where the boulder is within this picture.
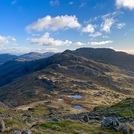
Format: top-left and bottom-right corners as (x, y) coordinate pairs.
(83, 114), (89, 122)
(123, 124), (130, 134)
(101, 117), (121, 131)
(0, 118), (5, 132)
(10, 130), (21, 134)
(24, 129), (32, 134)
(52, 117), (59, 122)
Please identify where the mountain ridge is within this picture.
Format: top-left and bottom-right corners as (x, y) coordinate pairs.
(0, 48), (134, 88)
(0, 52), (55, 65)
(0, 48), (133, 107)
(63, 47), (134, 72)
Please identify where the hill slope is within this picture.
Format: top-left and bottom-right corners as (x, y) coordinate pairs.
(0, 51), (134, 107)
(0, 48), (134, 134)
(0, 52), (56, 87)
(0, 53), (17, 65)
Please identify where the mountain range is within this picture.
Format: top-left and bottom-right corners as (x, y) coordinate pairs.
(0, 47), (134, 107)
(0, 47), (134, 133)
(0, 52), (54, 65)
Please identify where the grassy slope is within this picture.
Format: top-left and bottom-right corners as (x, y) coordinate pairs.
(1, 98), (134, 133)
(92, 98), (134, 117)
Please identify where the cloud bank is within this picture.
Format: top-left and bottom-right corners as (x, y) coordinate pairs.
(26, 15), (81, 32)
(90, 40), (113, 45)
(28, 33), (72, 46)
(0, 35), (16, 46)
(116, 0), (134, 9)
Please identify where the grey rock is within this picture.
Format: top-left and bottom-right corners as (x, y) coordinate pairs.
(123, 124), (130, 134)
(10, 130), (21, 134)
(101, 118), (113, 128)
(83, 114), (89, 122)
(24, 129), (32, 134)
(114, 125), (121, 132)
(52, 117), (59, 122)
(118, 117), (126, 122)
(101, 117), (121, 131)
(132, 132), (134, 134)
(0, 118), (5, 132)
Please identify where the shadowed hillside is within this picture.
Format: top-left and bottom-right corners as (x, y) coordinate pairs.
(64, 48), (134, 72)
(0, 54), (18, 65)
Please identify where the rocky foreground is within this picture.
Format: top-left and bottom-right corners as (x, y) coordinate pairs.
(0, 98), (134, 134)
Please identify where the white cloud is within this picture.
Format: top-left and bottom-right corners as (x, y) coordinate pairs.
(50, 0), (59, 6)
(89, 32), (102, 37)
(0, 36), (9, 46)
(0, 35), (16, 46)
(11, 0), (17, 5)
(89, 40), (113, 45)
(26, 15), (81, 32)
(0, 47), (59, 54)
(100, 12), (125, 33)
(74, 42), (86, 46)
(102, 36), (109, 38)
(116, 0), (134, 9)
(82, 24), (95, 33)
(87, 16), (100, 23)
(101, 17), (115, 33)
(7, 36), (17, 42)
(28, 33), (72, 46)
(80, 3), (86, 7)
(117, 22), (126, 29)
(11, 37), (16, 42)
(69, 1), (74, 5)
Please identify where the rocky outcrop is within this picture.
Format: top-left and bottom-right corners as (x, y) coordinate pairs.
(101, 117), (121, 131)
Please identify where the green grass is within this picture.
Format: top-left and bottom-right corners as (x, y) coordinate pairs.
(93, 98), (134, 117)
(4, 119), (27, 128)
(32, 120), (124, 134)
(28, 106), (50, 117)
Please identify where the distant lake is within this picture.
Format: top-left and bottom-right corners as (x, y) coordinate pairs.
(72, 105), (86, 110)
(68, 95), (83, 99)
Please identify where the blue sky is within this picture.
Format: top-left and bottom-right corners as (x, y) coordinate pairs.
(0, 0), (134, 54)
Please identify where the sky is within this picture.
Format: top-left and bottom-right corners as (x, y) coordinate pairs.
(0, 0), (134, 55)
